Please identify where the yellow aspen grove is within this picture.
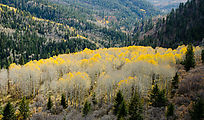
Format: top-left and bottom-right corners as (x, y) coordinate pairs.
(1, 45), (201, 102)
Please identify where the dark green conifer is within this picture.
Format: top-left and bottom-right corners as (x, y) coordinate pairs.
(114, 90), (124, 115)
(184, 44), (195, 71)
(92, 92), (97, 106)
(47, 96), (53, 110)
(190, 98), (204, 120)
(171, 72), (179, 89)
(19, 55), (24, 65)
(61, 94), (67, 109)
(0, 103), (2, 115)
(117, 101), (127, 120)
(149, 84), (167, 107)
(166, 103), (174, 117)
(19, 97), (30, 120)
(2, 102), (16, 120)
(129, 91), (143, 120)
(201, 49), (204, 64)
(83, 101), (91, 117)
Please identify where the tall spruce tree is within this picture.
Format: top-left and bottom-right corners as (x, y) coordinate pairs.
(171, 73), (179, 89)
(47, 96), (53, 110)
(2, 102), (16, 120)
(184, 44), (195, 71)
(129, 91), (143, 120)
(61, 94), (67, 109)
(92, 92), (97, 107)
(83, 101), (91, 117)
(117, 101), (127, 120)
(19, 55), (25, 65)
(201, 49), (204, 64)
(190, 98), (204, 120)
(171, 73), (179, 96)
(149, 84), (167, 107)
(114, 90), (124, 115)
(19, 97), (30, 120)
(166, 103), (174, 117)
(0, 103), (2, 115)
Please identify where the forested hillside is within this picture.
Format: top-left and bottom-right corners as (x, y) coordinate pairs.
(138, 0), (204, 48)
(0, 0), (203, 120)
(0, 45), (202, 119)
(0, 0), (134, 47)
(57, 0), (160, 28)
(147, 0), (187, 12)
(0, 3), (97, 69)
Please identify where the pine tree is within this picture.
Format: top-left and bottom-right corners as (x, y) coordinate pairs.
(190, 98), (204, 120)
(19, 97), (30, 120)
(166, 103), (174, 117)
(171, 73), (179, 90)
(65, 49), (70, 54)
(184, 44), (195, 71)
(92, 92), (97, 107)
(56, 48), (59, 56)
(83, 101), (91, 117)
(19, 55), (24, 65)
(2, 102), (16, 120)
(61, 94), (67, 109)
(149, 84), (167, 107)
(117, 101), (127, 120)
(0, 103), (2, 115)
(171, 73), (179, 97)
(47, 96), (53, 110)
(201, 49), (204, 64)
(114, 90), (124, 115)
(129, 91), (143, 120)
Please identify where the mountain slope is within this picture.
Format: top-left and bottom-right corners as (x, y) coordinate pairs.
(139, 0), (204, 48)
(0, 3), (97, 68)
(147, 0), (187, 12)
(0, 0), (131, 48)
(49, 0), (160, 29)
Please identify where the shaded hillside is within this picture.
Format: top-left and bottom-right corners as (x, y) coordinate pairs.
(139, 0), (204, 48)
(0, 0), (131, 48)
(52, 0), (160, 29)
(0, 3), (97, 68)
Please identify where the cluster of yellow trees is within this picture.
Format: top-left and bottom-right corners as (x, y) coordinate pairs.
(0, 45), (202, 106)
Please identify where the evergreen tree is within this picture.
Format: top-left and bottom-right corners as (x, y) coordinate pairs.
(56, 48), (59, 56)
(166, 103), (174, 117)
(19, 55), (24, 65)
(83, 101), (91, 117)
(190, 98), (204, 120)
(2, 102), (16, 120)
(129, 91), (143, 120)
(114, 90), (124, 115)
(65, 49), (70, 54)
(201, 49), (204, 64)
(61, 94), (67, 109)
(117, 101), (127, 120)
(47, 96), (53, 110)
(184, 44), (195, 71)
(19, 97), (30, 120)
(92, 92), (97, 107)
(0, 103), (2, 115)
(171, 73), (179, 96)
(171, 73), (179, 89)
(149, 84), (167, 107)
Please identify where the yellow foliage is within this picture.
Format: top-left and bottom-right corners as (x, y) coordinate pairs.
(0, 115), (2, 120)
(140, 9), (146, 12)
(7, 45), (202, 98)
